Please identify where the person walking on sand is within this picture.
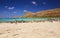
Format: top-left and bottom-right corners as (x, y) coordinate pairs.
(15, 20), (18, 24)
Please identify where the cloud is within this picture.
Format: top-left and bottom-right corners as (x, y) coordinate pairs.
(8, 7), (15, 10)
(32, 1), (37, 5)
(5, 6), (15, 10)
(24, 10), (27, 12)
(13, 12), (17, 13)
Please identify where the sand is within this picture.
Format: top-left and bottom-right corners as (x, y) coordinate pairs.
(0, 21), (60, 38)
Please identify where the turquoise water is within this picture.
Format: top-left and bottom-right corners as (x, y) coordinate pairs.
(0, 18), (60, 22)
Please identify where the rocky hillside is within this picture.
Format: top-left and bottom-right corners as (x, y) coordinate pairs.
(36, 8), (60, 17)
(22, 8), (60, 18)
(22, 12), (35, 18)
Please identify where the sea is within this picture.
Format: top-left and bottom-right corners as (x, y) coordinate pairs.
(0, 18), (60, 22)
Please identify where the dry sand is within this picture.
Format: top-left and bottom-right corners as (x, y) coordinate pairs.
(0, 21), (60, 38)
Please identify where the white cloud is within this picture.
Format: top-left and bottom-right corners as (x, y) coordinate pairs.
(13, 12), (16, 13)
(24, 10), (28, 12)
(5, 6), (15, 10)
(8, 7), (15, 10)
(32, 1), (37, 5)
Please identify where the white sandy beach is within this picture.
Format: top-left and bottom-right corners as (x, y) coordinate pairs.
(0, 21), (60, 38)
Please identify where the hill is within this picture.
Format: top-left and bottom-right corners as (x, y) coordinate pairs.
(22, 8), (60, 18)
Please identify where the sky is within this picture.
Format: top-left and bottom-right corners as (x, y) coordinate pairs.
(0, 0), (60, 18)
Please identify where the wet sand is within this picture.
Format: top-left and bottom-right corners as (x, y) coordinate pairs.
(0, 21), (60, 38)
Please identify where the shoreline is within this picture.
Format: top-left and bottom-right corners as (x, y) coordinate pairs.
(0, 20), (60, 24)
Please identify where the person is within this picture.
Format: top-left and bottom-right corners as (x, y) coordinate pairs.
(15, 20), (18, 24)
